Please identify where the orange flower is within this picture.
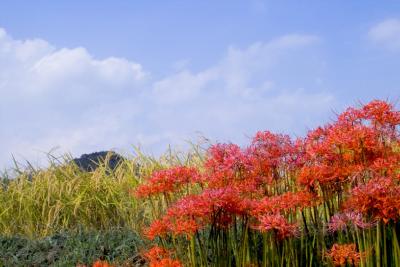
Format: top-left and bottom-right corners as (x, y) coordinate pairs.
(135, 166), (202, 198)
(326, 243), (362, 266)
(92, 260), (114, 267)
(144, 246), (183, 267)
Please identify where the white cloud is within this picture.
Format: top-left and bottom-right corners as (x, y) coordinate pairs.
(152, 69), (217, 104)
(0, 28), (334, 170)
(368, 18), (400, 50)
(32, 48), (146, 91)
(0, 29), (147, 99)
(153, 34), (321, 103)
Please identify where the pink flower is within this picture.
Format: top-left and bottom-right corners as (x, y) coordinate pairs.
(327, 212), (377, 233)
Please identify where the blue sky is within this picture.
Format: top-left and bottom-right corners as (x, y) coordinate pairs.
(0, 1), (399, 168)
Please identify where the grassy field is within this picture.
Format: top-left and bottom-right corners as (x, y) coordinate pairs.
(0, 147), (205, 266)
(1, 100), (400, 267)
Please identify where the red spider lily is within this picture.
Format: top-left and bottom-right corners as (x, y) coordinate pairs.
(371, 155), (400, 179)
(327, 212), (376, 233)
(326, 243), (362, 266)
(361, 100), (400, 132)
(135, 166), (202, 198)
(146, 187), (253, 239)
(298, 101), (400, 194)
(251, 191), (317, 216)
(163, 194), (211, 237)
(248, 131), (297, 183)
(202, 187), (250, 216)
(144, 218), (171, 240)
(343, 176), (400, 223)
(145, 193), (211, 239)
(204, 136), (298, 197)
(144, 246), (171, 261)
(166, 194), (211, 219)
(144, 246), (183, 267)
(252, 214), (299, 240)
(91, 260), (114, 267)
(336, 100), (400, 133)
(205, 143), (253, 188)
(205, 143), (249, 174)
(299, 128), (374, 188)
(167, 187), (249, 221)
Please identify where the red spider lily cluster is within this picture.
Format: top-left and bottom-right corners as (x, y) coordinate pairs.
(134, 166), (202, 198)
(298, 100), (400, 193)
(144, 246), (183, 267)
(135, 100), (400, 264)
(343, 176), (400, 223)
(326, 243), (362, 266)
(144, 187), (249, 239)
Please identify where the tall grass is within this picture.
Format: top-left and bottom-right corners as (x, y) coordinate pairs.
(0, 147), (205, 238)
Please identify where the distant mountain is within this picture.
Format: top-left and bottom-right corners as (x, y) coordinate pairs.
(73, 151), (124, 172)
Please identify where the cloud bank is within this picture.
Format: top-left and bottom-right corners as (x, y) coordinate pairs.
(368, 18), (400, 51)
(0, 27), (334, 168)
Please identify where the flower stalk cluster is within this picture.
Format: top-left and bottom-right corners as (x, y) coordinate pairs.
(136, 100), (400, 266)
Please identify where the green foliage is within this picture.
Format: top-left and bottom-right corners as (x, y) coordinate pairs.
(0, 228), (145, 266)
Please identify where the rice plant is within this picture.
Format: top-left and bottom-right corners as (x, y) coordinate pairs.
(0, 145), (205, 239)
